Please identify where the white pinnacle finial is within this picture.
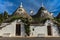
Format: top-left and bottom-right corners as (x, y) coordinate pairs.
(42, 2), (44, 7)
(30, 10), (34, 15)
(20, 2), (23, 7)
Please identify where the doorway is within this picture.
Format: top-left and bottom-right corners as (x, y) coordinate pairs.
(47, 26), (52, 35)
(16, 24), (21, 36)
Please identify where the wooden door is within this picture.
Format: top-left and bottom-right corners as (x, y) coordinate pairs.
(47, 26), (52, 35)
(16, 24), (21, 36)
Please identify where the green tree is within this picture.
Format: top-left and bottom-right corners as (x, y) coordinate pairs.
(0, 13), (3, 18)
(4, 11), (8, 19)
(0, 13), (4, 24)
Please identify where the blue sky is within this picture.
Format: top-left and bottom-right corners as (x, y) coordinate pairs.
(0, 0), (60, 16)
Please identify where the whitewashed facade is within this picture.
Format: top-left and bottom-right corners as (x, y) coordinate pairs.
(30, 20), (59, 37)
(0, 20), (25, 37)
(0, 2), (59, 37)
(0, 20), (59, 37)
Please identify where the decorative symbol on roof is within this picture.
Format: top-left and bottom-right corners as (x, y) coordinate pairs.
(20, 2), (23, 8)
(30, 10), (34, 15)
(42, 2), (44, 7)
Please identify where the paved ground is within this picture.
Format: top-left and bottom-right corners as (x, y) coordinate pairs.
(0, 37), (60, 40)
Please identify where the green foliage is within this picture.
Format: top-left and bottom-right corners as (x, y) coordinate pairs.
(21, 18), (30, 36)
(7, 16), (30, 36)
(57, 19), (60, 22)
(54, 18), (60, 26)
(12, 16), (31, 36)
(4, 11), (8, 19)
(7, 16), (21, 22)
(24, 24), (30, 36)
(54, 18), (60, 23)
(0, 11), (8, 24)
(0, 13), (4, 24)
(0, 14), (3, 18)
(0, 18), (4, 24)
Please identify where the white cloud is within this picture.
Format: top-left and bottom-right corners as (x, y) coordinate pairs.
(0, 1), (14, 10)
(0, 1), (14, 13)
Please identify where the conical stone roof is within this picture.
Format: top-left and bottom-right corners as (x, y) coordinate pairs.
(56, 13), (60, 18)
(31, 6), (54, 24)
(13, 2), (32, 19)
(31, 7), (46, 18)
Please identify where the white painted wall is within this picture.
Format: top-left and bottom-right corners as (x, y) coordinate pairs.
(21, 23), (25, 37)
(45, 20), (59, 37)
(30, 20), (59, 37)
(0, 20), (25, 37)
(30, 25), (47, 37)
(0, 21), (16, 37)
(51, 25), (59, 37)
(0, 19), (59, 37)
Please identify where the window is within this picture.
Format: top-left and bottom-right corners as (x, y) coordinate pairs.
(33, 28), (34, 31)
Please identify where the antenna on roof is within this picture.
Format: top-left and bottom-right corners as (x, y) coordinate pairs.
(20, 2), (23, 7)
